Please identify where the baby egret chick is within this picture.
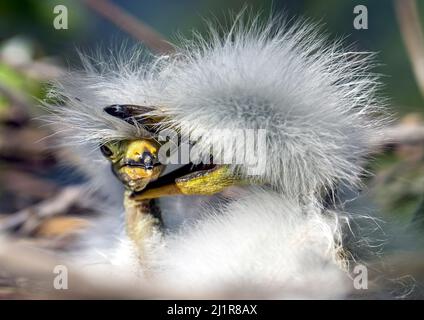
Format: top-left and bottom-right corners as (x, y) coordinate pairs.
(46, 15), (391, 298)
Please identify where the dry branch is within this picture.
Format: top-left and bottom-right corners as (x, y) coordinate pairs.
(0, 186), (85, 233)
(0, 127), (53, 162)
(395, 0), (424, 98)
(0, 170), (58, 200)
(375, 123), (424, 145)
(11, 60), (64, 81)
(0, 56), (64, 81)
(83, 0), (175, 54)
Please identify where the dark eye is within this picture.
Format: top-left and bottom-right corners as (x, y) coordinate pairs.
(100, 144), (113, 157)
(140, 151), (155, 170)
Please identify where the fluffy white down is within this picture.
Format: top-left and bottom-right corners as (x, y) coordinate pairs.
(151, 188), (350, 299)
(155, 19), (387, 197)
(47, 17), (387, 197)
(74, 188), (351, 298)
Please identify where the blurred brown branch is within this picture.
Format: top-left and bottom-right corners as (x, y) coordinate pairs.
(0, 170), (58, 200)
(83, 0), (175, 54)
(0, 58), (64, 81)
(0, 186), (86, 234)
(11, 60), (64, 81)
(395, 0), (424, 98)
(0, 127), (53, 164)
(377, 123), (424, 145)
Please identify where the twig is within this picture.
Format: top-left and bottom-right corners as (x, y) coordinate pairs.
(373, 123), (424, 145)
(11, 60), (64, 81)
(0, 127), (53, 162)
(83, 0), (175, 54)
(0, 186), (85, 233)
(0, 56), (64, 81)
(0, 170), (58, 200)
(394, 0), (424, 98)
